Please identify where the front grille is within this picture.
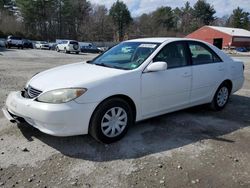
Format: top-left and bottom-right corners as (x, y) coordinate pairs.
(26, 86), (42, 98)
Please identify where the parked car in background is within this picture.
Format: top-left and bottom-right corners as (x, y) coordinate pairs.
(49, 42), (57, 50)
(35, 41), (50, 50)
(236, 47), (248, 52)
(23, 39), (33, 49)
(6, 36), (24, 49)
(0, 39), (6, 47)
(2, 38), (245, 143)
(97, 46), (109, 52)
(80, 42), (101, 53)
(56, 40), (80, 54)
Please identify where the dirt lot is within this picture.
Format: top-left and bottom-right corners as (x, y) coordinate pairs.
(0, 48), (250, 188)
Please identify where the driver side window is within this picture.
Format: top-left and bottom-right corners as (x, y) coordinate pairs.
(153, 42), (188, 69)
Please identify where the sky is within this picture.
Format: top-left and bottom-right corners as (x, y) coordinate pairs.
(90, 0), (250, 17)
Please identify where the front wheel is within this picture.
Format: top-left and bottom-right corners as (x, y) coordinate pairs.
(89, 98), (133, 143)
(64, 48), (70, 53)
(210, 83), (230, 111)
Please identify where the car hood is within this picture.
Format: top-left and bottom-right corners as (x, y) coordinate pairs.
(27, 62), (127, 91)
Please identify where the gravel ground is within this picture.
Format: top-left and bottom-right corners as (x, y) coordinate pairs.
(0, 48), (250, 188)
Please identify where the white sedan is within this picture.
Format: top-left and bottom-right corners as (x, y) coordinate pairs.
(35, 41), (50, 50)
(2, 38), (244, 143)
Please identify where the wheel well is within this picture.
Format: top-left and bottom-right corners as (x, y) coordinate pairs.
(222, 79), (232, 93)
(92, 95), (137, 122)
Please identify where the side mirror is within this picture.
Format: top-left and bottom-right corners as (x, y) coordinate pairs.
(145, 61), (168, 72)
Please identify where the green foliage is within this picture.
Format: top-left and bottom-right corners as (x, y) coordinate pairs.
(2, 0), (249, 42)
(152, 6), (174, 30)
(193, 0), (215, 25)
(228, 7), (250, 29)
(15, 0), (92, 40)
(109, 0), (132, 41)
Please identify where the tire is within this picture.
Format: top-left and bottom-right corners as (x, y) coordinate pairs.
(64, 48), (69, 53)
(89, 98), (133, 143)
(210, 83), (230, 111)
(76, 51), (79, 54)
(56, 47), (60, 52)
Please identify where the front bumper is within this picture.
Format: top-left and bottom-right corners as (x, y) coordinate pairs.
(41, 45), (50, 50)
(3, 91), (98, 136)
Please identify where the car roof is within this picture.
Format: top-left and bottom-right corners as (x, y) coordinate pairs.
(127, 37), (201, 44)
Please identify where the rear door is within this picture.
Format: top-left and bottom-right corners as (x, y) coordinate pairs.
(187, 41), (226, 104)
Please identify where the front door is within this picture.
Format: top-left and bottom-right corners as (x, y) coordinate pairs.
(141, 41), (192, 117)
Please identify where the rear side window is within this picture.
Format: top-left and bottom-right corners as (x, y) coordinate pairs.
(153, 42), (188, 69)
(188, 42), (222, 65)
(70, 41), (78, 45)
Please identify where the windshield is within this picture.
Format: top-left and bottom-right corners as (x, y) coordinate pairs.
(90, 42), (160, 70)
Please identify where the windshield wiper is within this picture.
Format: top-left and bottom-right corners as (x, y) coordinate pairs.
(94, 63), (130, 70)
(95, 63), (113, 68)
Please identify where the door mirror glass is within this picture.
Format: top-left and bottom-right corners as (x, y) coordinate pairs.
(145, 61), (168, 72)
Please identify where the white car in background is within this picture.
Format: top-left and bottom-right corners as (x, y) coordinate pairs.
(35, 41), (50, 50)
(56, 40), (80, 54)
(2, 38), (244, 143)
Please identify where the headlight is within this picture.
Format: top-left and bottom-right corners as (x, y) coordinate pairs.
(37, 88), (87, 103)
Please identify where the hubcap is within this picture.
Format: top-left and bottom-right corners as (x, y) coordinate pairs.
(101, 107), (128, 138)
(217, 87), (229, 107)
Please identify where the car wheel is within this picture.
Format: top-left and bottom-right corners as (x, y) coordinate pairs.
(56, 47), (60, 52)
(76, 52), (79, 54)
(64, 48), (69, 53)
(210, 83), (230, 111)
(89, 98), (133, 143)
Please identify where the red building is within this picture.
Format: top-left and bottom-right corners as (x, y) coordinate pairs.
(186, 26), (250, 49)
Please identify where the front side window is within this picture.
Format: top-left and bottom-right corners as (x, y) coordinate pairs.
(188, 42), (221, 65)
(90, 42), (160, 70)
(153, 42), (188, 69)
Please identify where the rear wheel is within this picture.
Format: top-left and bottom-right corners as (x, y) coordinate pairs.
(89, 98), (133, 143)
(210, 83), (230, 111)
(56, 47), (60, 52)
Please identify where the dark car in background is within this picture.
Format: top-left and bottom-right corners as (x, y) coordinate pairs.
(49, 42), (57, 50)
(236, 47), (248, 52)
(23, 39), (33, 49)
(80, 42), (102, 53)
(6, 36), (24, 49)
